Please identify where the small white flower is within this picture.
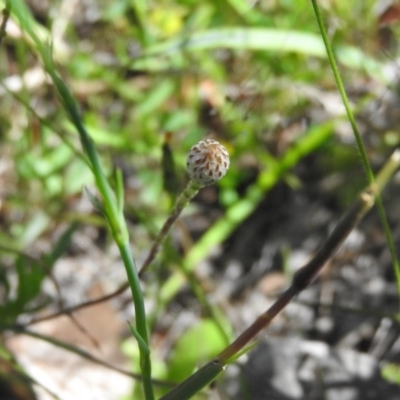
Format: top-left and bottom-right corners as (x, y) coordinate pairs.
(186, 139), (230, 186)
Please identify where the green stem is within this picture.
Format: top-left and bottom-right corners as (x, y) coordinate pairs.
(7, 2), (155, 398)
(310, 0), (400, 304)
(51, 64), (155, 400)
(138, 177), (233, 341)
(139, 180), (200, 277)
(310, 0), (371, 181)
(118, 242), (154, 399)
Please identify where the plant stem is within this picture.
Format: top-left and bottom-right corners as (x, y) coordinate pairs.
(7, 2), (155, 398)
(139, 180), (201, 277)
(218, 150), (400, 363)
(218, 187), (375, 363)
(4, 324), (143, 380)
(310, 0), (400, 304)
(52, 66), (154, 400)
(118, 242), (153, 399)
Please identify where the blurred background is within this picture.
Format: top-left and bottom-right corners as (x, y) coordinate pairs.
(1, 0), (400, 399)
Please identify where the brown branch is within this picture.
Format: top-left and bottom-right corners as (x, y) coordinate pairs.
(159, 176), (386, 400)
(26, 281), (129, 325)
(217, 188), (375, 363)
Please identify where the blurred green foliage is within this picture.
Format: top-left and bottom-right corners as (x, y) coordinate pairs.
(0, 0), (398, 398)
(381, 362), (400, 386)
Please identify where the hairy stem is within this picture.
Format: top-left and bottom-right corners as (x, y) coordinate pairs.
(139, 180), (200, 277)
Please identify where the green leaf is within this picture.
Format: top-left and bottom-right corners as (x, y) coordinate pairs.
(14, 256), (46, 312)
(381, 363), (400, 386)
(146, 28), (326, 56)
(127, 321), (150, 356)
(135, 80), (175, 117)
(45, 223), (78, 266)
(18, 211), (50, 247)
(84, 186), (106, 216)
(132, 27), (385, 80)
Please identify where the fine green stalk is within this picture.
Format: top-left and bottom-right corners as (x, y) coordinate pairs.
(310, 0), (400, 301)
(139, 177), (231, 343)
(7, 1), (154, 398)
(139, 179), (201, 277)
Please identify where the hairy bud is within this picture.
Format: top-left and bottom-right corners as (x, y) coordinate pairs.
(186, 139), (230, 186)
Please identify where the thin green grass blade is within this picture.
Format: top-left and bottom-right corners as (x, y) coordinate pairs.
(8, 1), (155, 398)
(310, 0), (400, 305)
(128, 322), (150, 356)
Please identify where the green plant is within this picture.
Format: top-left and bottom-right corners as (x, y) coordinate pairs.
(1, 0), (400, 399)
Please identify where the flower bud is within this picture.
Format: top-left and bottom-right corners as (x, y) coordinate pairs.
(186, 139), (230, 186)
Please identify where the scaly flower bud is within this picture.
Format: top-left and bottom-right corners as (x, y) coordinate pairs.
(186, 139), (230, 186)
